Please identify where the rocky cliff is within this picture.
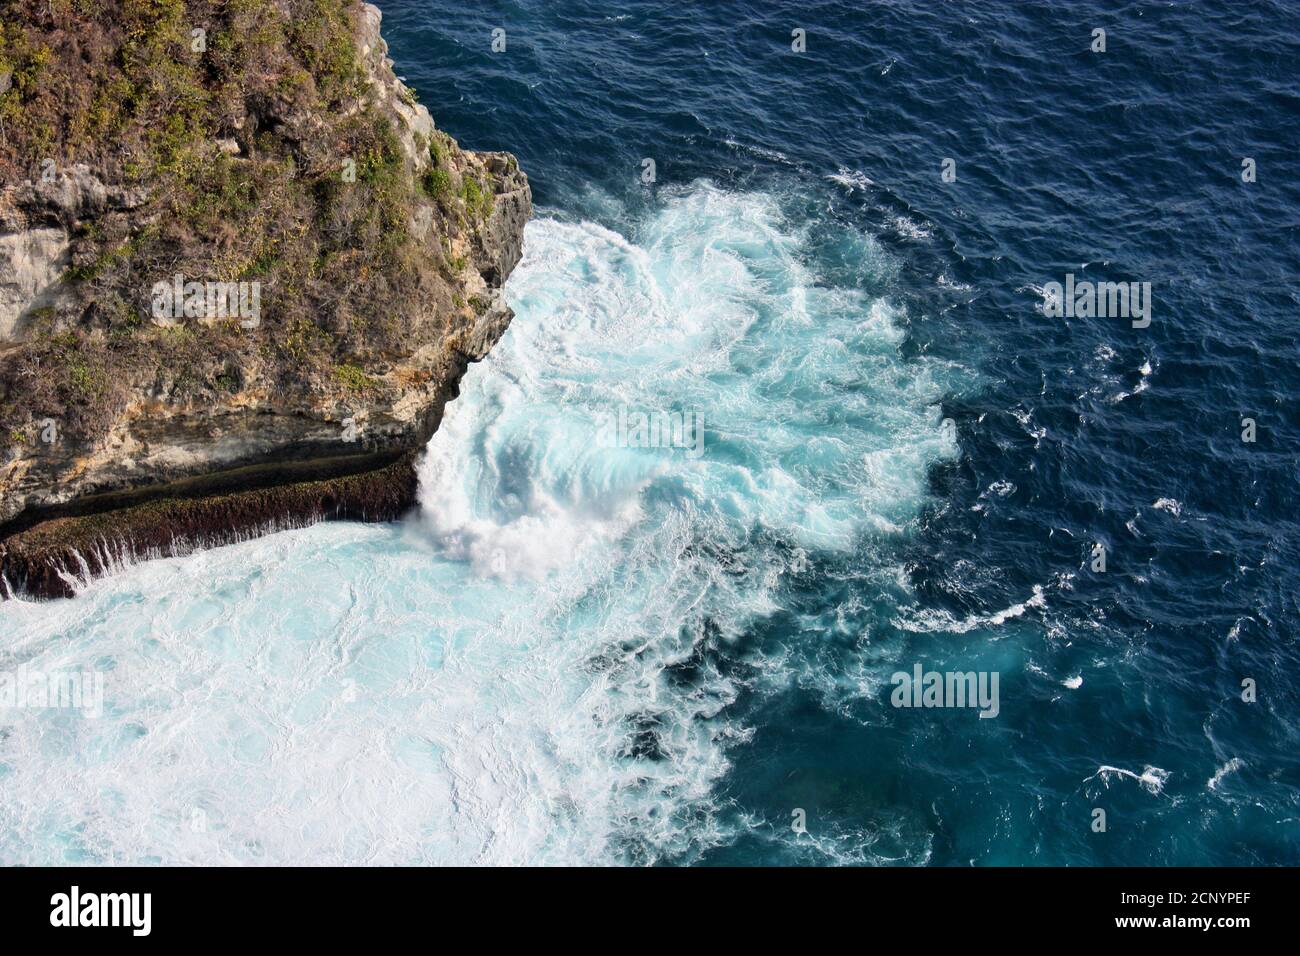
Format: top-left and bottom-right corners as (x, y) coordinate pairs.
(0, 0), (531, 598)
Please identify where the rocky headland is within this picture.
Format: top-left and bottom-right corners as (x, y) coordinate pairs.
(0, 0), (531, 598)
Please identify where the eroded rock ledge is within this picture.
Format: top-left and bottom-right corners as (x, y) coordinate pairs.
(1, 453), (418, 600)
(0, 1), (531, 598)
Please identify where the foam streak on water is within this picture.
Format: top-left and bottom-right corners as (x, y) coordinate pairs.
(0, 184), (955, 865)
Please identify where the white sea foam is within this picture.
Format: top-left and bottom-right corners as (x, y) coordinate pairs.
(1088, 764), (1171, 795)
(890, 216), (933, 241)
(1112, 357), (1155, 403)
(1207, 757), (1244, 791)
(827, 167), (874, 192)
(0, 183), (958, 865)
(892, 584), (1046, 635)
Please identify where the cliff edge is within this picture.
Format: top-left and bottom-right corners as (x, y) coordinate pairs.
(0, 0), (531, 597)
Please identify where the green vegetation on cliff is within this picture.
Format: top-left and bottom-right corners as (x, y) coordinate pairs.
(0, 0), (507, 450)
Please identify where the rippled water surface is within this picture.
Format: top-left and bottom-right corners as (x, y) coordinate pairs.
(1, 0), (1297, 865)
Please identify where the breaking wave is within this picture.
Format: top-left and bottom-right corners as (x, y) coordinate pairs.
(0, 183), (959, 865)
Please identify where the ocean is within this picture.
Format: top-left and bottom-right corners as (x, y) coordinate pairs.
(0, 0), (1296, 865)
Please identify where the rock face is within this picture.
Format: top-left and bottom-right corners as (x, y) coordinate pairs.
(0, 228), (70, 341)
(0, 1), (531, 598)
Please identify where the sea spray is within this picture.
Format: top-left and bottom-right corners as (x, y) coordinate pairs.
(0, 184), (959, 865)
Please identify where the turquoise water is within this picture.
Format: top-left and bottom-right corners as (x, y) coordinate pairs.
(0, 185), (967, 864)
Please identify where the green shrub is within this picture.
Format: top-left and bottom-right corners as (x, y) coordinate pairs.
(334, 363), (379, 393)
(422, 166), (451, 202)
(460, 174), (494, 219)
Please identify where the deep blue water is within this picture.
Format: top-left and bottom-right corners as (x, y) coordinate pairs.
(377, 0), (1300, 864)
(1, 0), (1296, 865)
